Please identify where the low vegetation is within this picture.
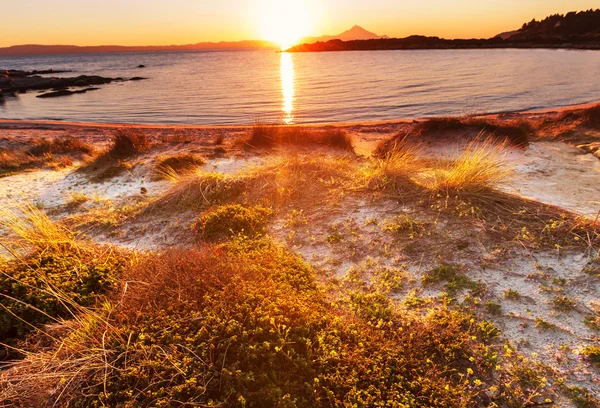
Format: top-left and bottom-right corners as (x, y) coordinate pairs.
(376, 117), (532, 155)
(245, 124), (354, 152)
(422, 263), (482, 295)
(2, 114), (599, 406)
(558, 103), (600, 129)
(148, 154), (355, 214)
(0, 138), (94, 176)
(424, 139), (511, 197)
(26, 138), (94, 158)
(78, 129), (150, 180)
(192, 203), (273, 240)
(107, 129), (151, 159)
(0, 235), (555, 407)
(154, 153), (205, 180)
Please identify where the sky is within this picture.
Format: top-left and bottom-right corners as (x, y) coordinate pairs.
(2, 0), (599, 47)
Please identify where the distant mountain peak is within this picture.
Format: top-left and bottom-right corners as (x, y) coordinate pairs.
(301, 26), (388, 44)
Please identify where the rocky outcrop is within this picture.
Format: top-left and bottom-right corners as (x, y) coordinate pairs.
(0, 69), (147, 97)
(36, 87), (101, 98)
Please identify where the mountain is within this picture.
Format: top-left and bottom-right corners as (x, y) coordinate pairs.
(0, 40), (278, 57)
(302, 25), (388, 44)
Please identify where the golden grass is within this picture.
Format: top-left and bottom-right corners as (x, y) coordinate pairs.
(376, 117), (532, 156)
(363, 136), (425, 195)
(0, 204), (77, 253)
(421, 138), (511, 197)
(0, 138), (92, 176)
(153, 153), (205, 180)
(146, 154), (356, 214)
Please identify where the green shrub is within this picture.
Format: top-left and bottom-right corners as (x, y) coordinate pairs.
(192, 204), (273, 240)
(422, 263), (482, 295)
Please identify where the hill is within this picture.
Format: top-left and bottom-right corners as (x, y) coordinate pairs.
(508, 9), (600, 41)
(288, 9), (600, 52)
(0, 40), (278, 57)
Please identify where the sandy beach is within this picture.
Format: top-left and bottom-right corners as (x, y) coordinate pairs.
(1, 102), (599, 405)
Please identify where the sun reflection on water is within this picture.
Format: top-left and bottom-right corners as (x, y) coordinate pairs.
(280, 52), (295, 124)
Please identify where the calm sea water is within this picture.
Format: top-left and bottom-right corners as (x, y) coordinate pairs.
(1, 49), (600, 125)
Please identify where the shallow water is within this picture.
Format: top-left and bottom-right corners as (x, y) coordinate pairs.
(1, 48), (600, 125)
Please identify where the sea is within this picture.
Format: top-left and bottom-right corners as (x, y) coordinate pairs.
(1, 48), (599, 125)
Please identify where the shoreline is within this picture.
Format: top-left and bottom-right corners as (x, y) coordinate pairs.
(1, 100), (598, 130)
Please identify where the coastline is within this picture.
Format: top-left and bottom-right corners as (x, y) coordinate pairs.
(1, 100), (598, 130)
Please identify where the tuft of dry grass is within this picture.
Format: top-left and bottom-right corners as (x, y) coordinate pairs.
(365, 135), (425, 195)
(0, 138), (94, 177)
(0, 204), (77, 253)
(78, 129), (148, 179)
(148, 171), (246, 212)
(245, 124), (354, 152)
(0, 149), (42, 176)
(154, 153), (205, 180)
(89, 161), (133, 183)
(26, 138), (94, 158)
(422, 138), (511, 197)
(107, 129), (151, 159)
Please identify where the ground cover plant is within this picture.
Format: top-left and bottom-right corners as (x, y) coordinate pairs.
(0, 236), (557, 407)
(0, 205), (129, 360)
(192, 203), (273, 240)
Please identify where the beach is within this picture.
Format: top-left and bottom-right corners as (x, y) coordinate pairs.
(1, 103), (599, 405)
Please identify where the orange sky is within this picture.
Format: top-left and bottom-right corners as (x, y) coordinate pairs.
(1, 0), (599, 47)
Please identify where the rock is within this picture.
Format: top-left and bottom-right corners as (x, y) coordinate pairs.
(140, 187), (148, 195)
(0, 68), (143, 99)
(137, 65), (146, 68)
(578, 143), (600, 154)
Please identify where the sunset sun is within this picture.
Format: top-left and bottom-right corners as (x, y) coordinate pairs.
(260, 0), (313, 50)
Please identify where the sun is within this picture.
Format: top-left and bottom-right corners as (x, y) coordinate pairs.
(259, 0), (313, 50)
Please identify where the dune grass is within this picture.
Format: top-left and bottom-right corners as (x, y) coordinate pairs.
(106, 129), (151, 159)
(153, 153), (206, 180)
(147, 154), (356, 214)
(245, 124), (354, 152)
(376, 117), (532, 156)
(363, 135), (425, 195)
(78, 129), (149, 181)
(0, 138), (94, 177)
(423, 138), (511, 197)
(26, 138), (94, 158)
